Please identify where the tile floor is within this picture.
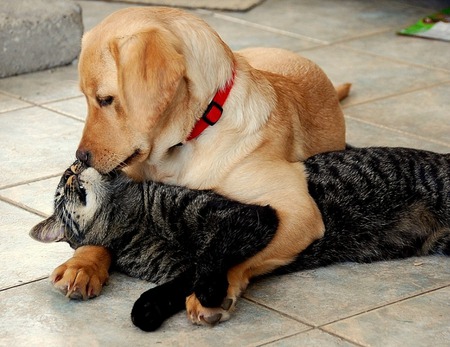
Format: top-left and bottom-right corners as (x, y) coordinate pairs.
(1, 0), (450, 346)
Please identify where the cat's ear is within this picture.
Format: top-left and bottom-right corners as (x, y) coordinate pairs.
(29, 215), (65, 243)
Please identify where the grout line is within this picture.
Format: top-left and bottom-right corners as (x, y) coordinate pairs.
(246, 282), (449, 346)
(243, 296), (365, 347)
(256, 328), (364, 347)
(242, 296), (315, 328)
(40, 104), (86, 123)
(255, 330), (313, 347)
(292, 30), (450, 75)
(316, 328), (366, 347)
(198, 9), (450, 77)
(296, 30), (392, 53)
(0, 173), (63, 191)
(41, 94), (85, 104)
(196, 9), (329, 45)
(298, 38), (450, 75)
(0, 104), (35, 115)
(0, 89), (86, 121)
(342, 80), (450, 109)
(339, 43), (450, 74)
(345, 115), (450, 150)
(0, 89), (84, 108)
(0, 195), (49, 218)
(0, 89), (24, 99)
(319, 28), (394, 47)
(0, 276), (49, 293)
(319, 283), (450, 329)
(319, 328), (367, 347)
(0, 90), (35, 114)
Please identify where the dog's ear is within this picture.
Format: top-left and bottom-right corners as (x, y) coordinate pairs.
(29, 215), (66, 243)
(109, 29), (185, 125)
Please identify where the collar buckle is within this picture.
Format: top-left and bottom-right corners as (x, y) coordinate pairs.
(201, 100), (223, 126)
(185, 69), (235, 142)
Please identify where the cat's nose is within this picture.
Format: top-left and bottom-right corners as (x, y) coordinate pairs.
(76, 148), (92, 167)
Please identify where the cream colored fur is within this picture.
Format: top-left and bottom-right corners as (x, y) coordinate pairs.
(52, 7), (349, 325)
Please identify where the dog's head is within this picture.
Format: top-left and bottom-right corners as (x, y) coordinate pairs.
(76, 7), (234, 174)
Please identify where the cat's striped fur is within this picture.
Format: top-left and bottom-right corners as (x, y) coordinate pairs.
(31, 147), (450, 331)
(30, 163), (279, 330)
(277, 147), (450, 274)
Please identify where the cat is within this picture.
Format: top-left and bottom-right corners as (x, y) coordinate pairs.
(30, 147), (450, 331)
(276, 146), (450, 274)
(30, 161), (279, 331)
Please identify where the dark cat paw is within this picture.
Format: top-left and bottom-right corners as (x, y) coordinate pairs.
(194, 273), (228, 308)
(131, 280), (188, 332)
(131, 294), (166, 332)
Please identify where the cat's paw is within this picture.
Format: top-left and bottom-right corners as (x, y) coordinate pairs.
(194, 273), (228, 308)
(185, 293), (236, 326)
(131, 281), (187, 332)
(131, 294), (166, 332)
(50, 256), (109, 300)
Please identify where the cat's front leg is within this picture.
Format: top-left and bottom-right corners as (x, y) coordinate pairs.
(131, 271), (194, 331)
(51, 245), (111, 300)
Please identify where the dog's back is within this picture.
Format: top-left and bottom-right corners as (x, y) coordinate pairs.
(238, 47), (347, 157)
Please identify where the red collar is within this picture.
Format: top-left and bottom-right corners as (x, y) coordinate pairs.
(186, 70), (236, 141)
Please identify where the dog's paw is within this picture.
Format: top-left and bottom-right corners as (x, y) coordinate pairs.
(185, 293), (236, 326)
(50, 257), (108, 300)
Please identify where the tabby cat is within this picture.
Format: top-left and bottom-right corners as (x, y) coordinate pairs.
(30, 162), (278, 331)
(31, 147), (450, 331)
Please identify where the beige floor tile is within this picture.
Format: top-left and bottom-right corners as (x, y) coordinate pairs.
(324, 286), (450, 347)
(77, 0), (143, 31)
(0, 177), (60, 217)
(244, 257), (450, 327)
(0, 201), (72, 290)
(0, 93), (33, 113)
(0, 64), (81, 104)
(265, 329), (357, 347)
(344, 31), (450, 72)
(298, 45), (450, 107)
(0, 275), (308, 347)
(222, 0), (431, 42)
(345, 83), (450, 147)
(43, 96), (87, 121)
(0, 107), (83, 188)
(198, 11), (322, 51)
(345, 116), (450, 153)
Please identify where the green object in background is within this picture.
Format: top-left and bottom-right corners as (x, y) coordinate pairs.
(398, 8), (450, 42)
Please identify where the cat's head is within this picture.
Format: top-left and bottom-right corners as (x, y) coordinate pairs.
(30, 160), (115, 244)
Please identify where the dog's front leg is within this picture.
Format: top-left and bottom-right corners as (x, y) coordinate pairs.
(51, 245), (112, 300)
(186, 160), (324, 325)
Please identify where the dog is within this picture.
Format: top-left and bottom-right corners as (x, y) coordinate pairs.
(51, 7), (349, 325)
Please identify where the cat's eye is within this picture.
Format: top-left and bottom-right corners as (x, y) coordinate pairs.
(74, 180), (87, 206)
(96, 95), (114, 107)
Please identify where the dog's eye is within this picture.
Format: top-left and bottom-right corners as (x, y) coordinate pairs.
(96, 96), (114, 107)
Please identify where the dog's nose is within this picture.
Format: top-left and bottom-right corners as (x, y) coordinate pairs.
(76, 148), (92, 167)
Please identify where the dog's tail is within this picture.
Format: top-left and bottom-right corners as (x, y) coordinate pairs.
(335, 83), (352, 101)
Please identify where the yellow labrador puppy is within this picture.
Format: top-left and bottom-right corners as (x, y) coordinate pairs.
(52, 7), (349, 325)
